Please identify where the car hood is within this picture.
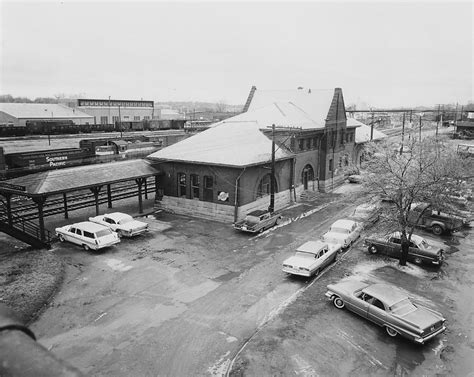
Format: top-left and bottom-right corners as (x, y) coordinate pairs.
(420, 245), (443, 257)
(327, 280), (368, 296)
(283, 256), (316, 269)
(394, 306), (443, 329)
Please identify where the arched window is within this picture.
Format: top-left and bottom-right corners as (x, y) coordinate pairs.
(257, 174), (277, 198)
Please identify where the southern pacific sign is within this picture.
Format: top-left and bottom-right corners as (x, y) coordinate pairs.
(0, 182), (26, 191)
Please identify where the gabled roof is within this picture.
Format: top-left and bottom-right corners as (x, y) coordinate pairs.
(0, 103), (93, 119)
(148, 102), (321, 167)
(246, 88), (336, 126)
(348, 118), (387, 143)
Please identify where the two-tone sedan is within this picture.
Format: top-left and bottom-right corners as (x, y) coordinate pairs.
(322, 219), (362, 249)
(325, 280), (446, 344)
(282, 240), (341, 277)
(88, 212), (149, 238)
(364, 231), (444, 266)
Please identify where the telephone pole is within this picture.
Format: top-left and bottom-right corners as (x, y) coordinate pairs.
(436, 104), (440, 137)
(370, 111), (374, 141)
(268, 123), (276, 213)
(400, 112), (405, 155)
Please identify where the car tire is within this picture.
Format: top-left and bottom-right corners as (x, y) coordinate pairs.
(59, 235), (65, 242)
(385, 326), (398, 337)
(414, 257), (422, 265)
(83, 244), (90, 251)
(314, 268), (320, 277)
(432, 225), (443, 236)
(333, 296), (345, 309)
(369, 245), (378, 254)
(275, 217), (281, 225)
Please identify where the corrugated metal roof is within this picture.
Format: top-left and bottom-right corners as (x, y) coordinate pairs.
(148, 102), (321, 167)
(0, 103), (93, 119)
(348, 118), (387, 143)
(5, 159), (160, 195)
(247, 88), (335, 126)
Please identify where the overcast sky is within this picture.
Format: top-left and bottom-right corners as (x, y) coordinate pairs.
(1, 1), (472, 107)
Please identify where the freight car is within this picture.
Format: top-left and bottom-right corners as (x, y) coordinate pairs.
(0, 138), (162, 179)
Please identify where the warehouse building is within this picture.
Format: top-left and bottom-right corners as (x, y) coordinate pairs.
(0, 103), (93, 128)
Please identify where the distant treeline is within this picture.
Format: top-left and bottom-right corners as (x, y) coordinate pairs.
(0, 94), (60, 103)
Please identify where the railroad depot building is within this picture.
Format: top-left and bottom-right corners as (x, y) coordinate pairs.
(0, 103), (94, 129)
(148, 87), (367, 222)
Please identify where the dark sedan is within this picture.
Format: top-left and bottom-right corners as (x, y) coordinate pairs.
(364, 232), (444, 267)
(325, 280), (446, 344)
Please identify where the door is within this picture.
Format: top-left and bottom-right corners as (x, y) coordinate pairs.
(366, 299), (388, 325)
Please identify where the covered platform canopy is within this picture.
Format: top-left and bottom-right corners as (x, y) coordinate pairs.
(0, 159), (162, 245)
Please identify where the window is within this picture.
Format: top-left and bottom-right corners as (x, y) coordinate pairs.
(257, 174), (276, 198)
(84, 231), (94, 239)
(190, 174), (200, 199)
(178, 173), (186, 197)
(134, 116), (140, 121)
(313, 137), (318, 148)
(306, 138), (311, 149)
(329, 159), (333, 172)
(372, 299), (385, 310)
(112, 116), (119, 124)
(340, 130), (345, 145)
(75, 229), (83, 236)
(123, 116), (129, 119)
(299, 139), (304, 151)
(144, 116), (150, 120)
(203, 176), (213, 202)
(100, 116), (108, 125)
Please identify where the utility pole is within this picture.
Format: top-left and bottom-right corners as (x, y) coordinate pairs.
(436, 104), (440, 137)
(370, 111), (374, 141)
(453, 103), (458, 126)
(268, 124), (276, 213)
(410, 110), (413, 123)
(400, 112), (405, 155)
(118, 104), (122, 138)
(419, 114), (422, 142)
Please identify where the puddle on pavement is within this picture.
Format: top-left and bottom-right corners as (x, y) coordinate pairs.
(213, 270), (240, 282)
(390, 339), (426, 375)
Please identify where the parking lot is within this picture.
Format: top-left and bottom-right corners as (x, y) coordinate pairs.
(23, 186), (473, 377)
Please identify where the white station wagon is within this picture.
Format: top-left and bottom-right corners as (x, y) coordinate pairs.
(56, 221), (120, 251)
(282, 240), (341, 277)
(88, 212), (149, 238)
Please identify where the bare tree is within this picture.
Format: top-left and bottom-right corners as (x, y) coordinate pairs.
(363, 136), (472, 266)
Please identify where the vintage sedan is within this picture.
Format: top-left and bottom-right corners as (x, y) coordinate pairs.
(365, 231), (444, 266)
(322, 219), (362, 248)
(56, 221), (120, 251)
(233, 209), (282, 233)
(88, 212), (149, 237)
(325, 280), (446, 344)
(282, 240), (341, 277)
(350, 203), (381, 228)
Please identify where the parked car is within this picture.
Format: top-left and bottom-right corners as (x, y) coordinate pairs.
(364, 231), (444, 266)
(456, 143), (474, 158)
(88, 212), (149, 237)
(233, 209), (282, 233)
(322, 219), (362, 248)
(56, 221), (120, 251)
(325, 280), (446, 344)
(407, 202), (465, 235)
(347, 175), (363, 184)
(282, 240), (341, 277)
(349, 203), (381, 228)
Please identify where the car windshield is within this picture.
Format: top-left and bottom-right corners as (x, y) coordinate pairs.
(118, 217), (133, 224)
(95, 229), (113, 238)
(329, 227), (350, 234)
(244, 215), (261, 224)
(295, 251), (315, 259)
(390, 298), (417, 316)
(419, 240), (430, 249)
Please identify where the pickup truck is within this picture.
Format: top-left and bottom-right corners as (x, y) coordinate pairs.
(407, 203), (466, 235)
(233, 209), (282, 233)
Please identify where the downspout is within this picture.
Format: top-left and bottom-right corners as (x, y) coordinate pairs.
(233, 167), (246, 223)
(291, 157), (296, 202)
